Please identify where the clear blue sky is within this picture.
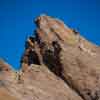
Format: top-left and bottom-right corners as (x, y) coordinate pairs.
(0, 0), (100, 69)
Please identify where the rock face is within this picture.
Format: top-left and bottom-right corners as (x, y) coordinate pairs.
(0, 15), (100, 100)
(0, 60), (83, 100)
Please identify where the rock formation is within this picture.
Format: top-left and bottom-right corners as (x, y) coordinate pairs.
(0, 14), (100, 100)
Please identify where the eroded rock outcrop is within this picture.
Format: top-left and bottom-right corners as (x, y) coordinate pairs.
(21, 15), (100, 100)
(0, 14), (100, 100)
(0, 60), (83, 100)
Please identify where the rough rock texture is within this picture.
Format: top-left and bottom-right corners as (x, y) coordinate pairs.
(0, 60), (83, 100)
(0, 15), (100, 100)
(21, 15), (100, 100)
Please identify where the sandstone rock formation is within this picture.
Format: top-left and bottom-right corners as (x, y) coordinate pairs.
(0, 60), (83, 100)
(0, 15), (100, 100)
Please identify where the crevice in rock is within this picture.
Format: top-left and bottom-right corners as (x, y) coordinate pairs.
(20, 36), (41, 66)
(28, 49), (41, 65)
(43, 41), (63, 77)
(21, 49), (41, 66)
(42, 41), (86, 100)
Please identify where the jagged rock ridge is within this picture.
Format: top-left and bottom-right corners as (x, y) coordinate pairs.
(0, 14), (100, 100)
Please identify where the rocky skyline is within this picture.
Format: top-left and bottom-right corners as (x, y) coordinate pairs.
(0, 15), (100, 100)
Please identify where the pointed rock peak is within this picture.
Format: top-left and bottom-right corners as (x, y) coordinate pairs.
(35, 14), (79, 45)
(21, 15), (80, 68)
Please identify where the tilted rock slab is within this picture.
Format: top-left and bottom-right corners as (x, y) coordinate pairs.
(1, 14), (100, 100)
(0, 60), (83, 100)
(21, 15), (100, 100)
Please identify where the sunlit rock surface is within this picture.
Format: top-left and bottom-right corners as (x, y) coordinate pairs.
(0, 15), (100, 100)
(0, 60), (83, 100)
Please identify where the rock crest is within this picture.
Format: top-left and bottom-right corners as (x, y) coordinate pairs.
(0, 15), (100, 100)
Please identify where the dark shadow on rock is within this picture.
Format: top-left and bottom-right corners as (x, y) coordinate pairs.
(43, 41), (63, 77)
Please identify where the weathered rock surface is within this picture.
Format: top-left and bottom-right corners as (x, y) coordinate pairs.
(0, 14), (100, 100)
(21, 15), (100, 100)
(0, 60), (83, 100)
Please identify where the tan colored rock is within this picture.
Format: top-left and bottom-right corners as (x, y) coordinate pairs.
(0, 60), (83, 100)
(61, 43), (100, 100)
(0, 14), (100, 100)
(35, 15), (78, 45)
(27, 15), (100, 100)
(0, 88), (18, 100)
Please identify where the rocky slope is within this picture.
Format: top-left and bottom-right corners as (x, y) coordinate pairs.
(0, 14), (100, 100)
(0, 60), (83, 100)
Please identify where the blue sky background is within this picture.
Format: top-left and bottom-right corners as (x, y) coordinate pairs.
(0, 0), (100, 69)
